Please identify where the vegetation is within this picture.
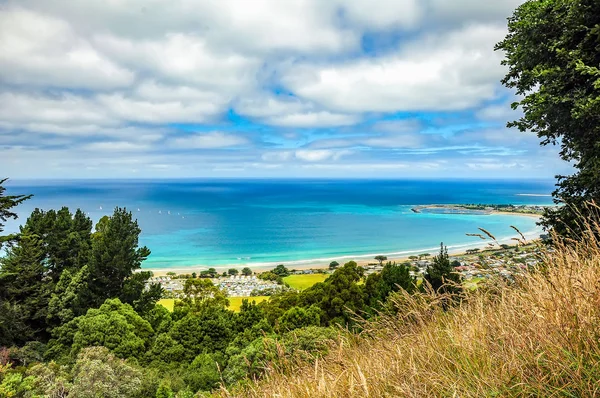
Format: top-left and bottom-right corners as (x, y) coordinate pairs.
(374, 255), (387, 266)
(216, 218), (600, 397)
(496, 0), (600, 236)
(424, 243), (462, 295)
(2, 179), (447, 397)
(282, 274), (328, 290)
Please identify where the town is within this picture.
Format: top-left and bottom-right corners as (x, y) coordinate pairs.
(147, 241), (544, 298)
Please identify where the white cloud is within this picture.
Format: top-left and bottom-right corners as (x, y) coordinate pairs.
(98, 93), (222, 124)
(82, 141), (152, 152)
(336, 0), (423, 30)
(235, 94), (361, 127)
(268, 112), (361, 128)
(476, 100), (523, 122)
(234, 94), (306, 119)
(0, 0), (567, 179)
(261, 151), (294, 162)
(371, 119), (423, 133)
(295, 149), (351, 162)
(170, 131), (249, 149)
(0, 9), (134, 90)
(94, 33), (258, 91)
(283, 24), (507, 113)
(0, 92), (116, 131)
(427, 0), (525, 26)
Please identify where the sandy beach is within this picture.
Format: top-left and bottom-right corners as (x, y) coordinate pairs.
(148, 211), (542, 276)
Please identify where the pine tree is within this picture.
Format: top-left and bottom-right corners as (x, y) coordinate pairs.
(424, 243), (462, 294)
(87, 208), (153, 308)
(0, 231), (52, 342)
(0, 178), (31, 248)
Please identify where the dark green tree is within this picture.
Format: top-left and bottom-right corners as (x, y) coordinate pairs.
(50, 298), (153, 360)
(169, 307), (236, 362)
(424, 243), (462, 295)
(374, 255), (387, 266)
(300, 261), (366, 326)
(87, 208), (155, 309)
(0, 230), (51, 343)
(183, 353), (223, 392)
(272, 264), (290, 277)
(0, 178), (31, 248)
(277, 305), (321, 332)
(329, 261), (339, 270)
(241, 267), (252, 276)
(496, 0), (600, 236)
(228, 268), (239, 276)
(364, 262), (416, 311)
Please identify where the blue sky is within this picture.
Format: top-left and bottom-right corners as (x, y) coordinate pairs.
(0, 0), (572, 179)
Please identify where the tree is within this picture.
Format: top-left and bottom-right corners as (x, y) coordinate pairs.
(65, 298), (153, 360)
(299, 261), (366, 326)
(228, 268), (239, 276)
(183, 353), (223, 392)
(24, 207), (93, 281)
(424, 243), (462, 295)
(169, 307), (236, 361)
(178, 278), (228, 313)
(277, 305), (321, 331)
(496, 0), (600, 236)
(0, 230), (51, 343)
(364, 262), (416, 310)
(0, 178), (31, 249)
(87, 208), (155, 309)
(146, 333), (185, 365)
(68, 347), (143, 398)
(155, 383), (175, 398)
(241, 267), (252, 276)
(329, 261), (339, 270)
(374, 255), (387, 266)
(272, 264), (290, 277)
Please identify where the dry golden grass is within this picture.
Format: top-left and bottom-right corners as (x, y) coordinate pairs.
(216, 217), (600, 397)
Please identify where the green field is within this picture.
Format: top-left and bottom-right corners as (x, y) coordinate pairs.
(157, 296), (269, 312)
(157, 298), (175, 311)
(284, 273), (328, 290)
(227, 296), (269, 311)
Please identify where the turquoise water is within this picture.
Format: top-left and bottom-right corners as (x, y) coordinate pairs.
(3, 179), (554, 269)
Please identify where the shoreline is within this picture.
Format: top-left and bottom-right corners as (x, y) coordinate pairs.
(148, 211), (542, 276)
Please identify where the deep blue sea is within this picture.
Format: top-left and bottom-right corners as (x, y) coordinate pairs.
(3, 179), (555, 270)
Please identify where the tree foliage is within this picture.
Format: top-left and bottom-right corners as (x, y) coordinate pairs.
(0, 178), (31, 248)
(496, 0), (600, 235)
(424, 243), (462, 295)
(364, 261), (416, 310)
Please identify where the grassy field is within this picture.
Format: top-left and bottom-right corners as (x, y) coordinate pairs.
(227, 296), (269, 311)
(157, 296), (269, 312)
(157, 298), (175, 311)
(283, 273), (328, 290)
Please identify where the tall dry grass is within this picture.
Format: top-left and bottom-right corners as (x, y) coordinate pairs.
(216, 216), (600, 397)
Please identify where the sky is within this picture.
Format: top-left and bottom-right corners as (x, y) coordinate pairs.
(0, 0), (572, 179)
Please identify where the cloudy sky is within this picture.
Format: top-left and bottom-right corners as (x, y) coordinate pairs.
(0, 0), (571, 179)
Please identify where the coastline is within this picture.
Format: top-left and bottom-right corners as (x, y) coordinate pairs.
(148, 211), (543, 277)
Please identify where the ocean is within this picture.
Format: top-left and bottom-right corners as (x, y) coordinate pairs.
(3, 179), (555, 270)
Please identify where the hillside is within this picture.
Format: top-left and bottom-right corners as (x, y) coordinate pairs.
(217, 229), (600, 397)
